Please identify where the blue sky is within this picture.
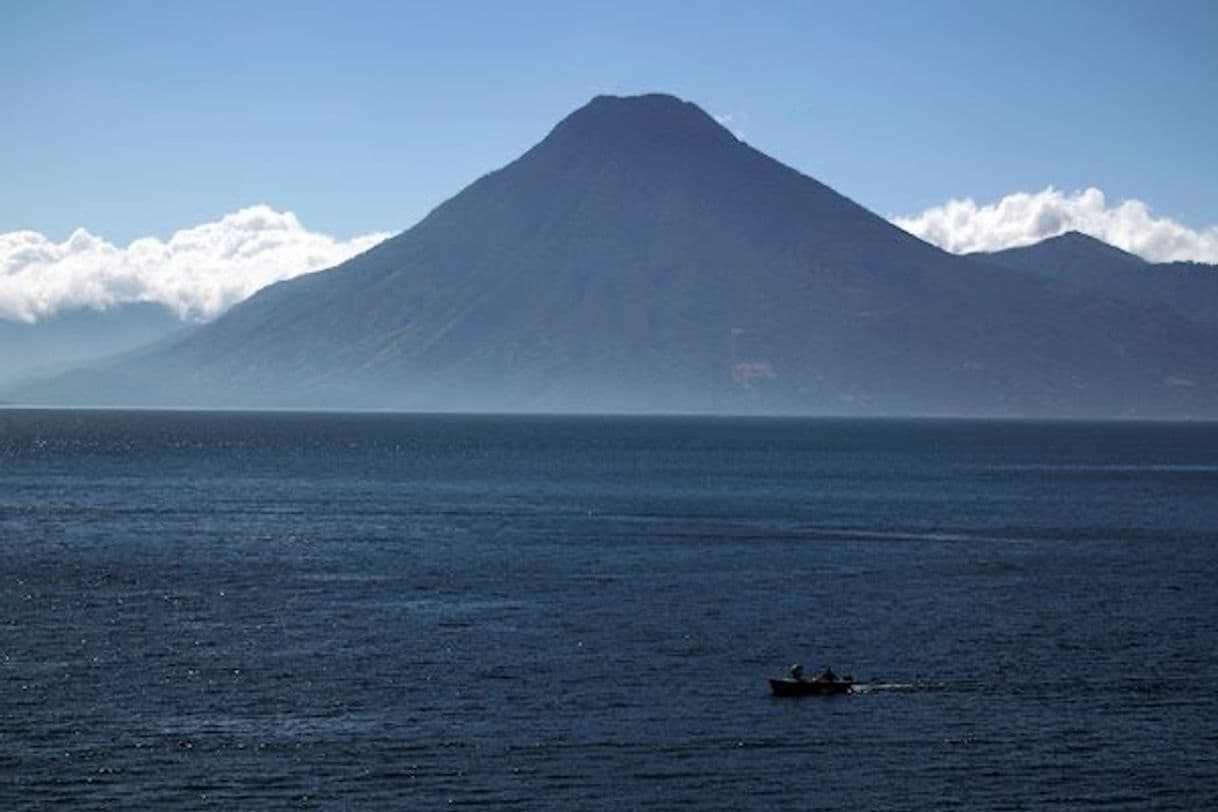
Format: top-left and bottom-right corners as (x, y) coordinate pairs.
(4, 0), (1217, 246)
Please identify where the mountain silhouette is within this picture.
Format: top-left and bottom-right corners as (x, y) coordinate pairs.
(979, 231), (1218, 327)
(0, 303), (182, 389)
(984, 231), (1147, 275)
(13, 94), (1218, 416)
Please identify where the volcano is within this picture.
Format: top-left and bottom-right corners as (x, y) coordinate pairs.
(15, 94), (1218, 417)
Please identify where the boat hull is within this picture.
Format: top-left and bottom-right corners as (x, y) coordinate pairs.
(769, 678), (854, 696)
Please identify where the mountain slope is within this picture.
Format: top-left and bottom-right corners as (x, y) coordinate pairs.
(0, 303), (184, 389)
(978, 232), (1218, 327)
(13, 94), (1218, 416)
(982, 231), (1147, 276)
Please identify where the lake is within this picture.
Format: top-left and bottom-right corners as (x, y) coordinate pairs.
(1, 410), (1216, 809)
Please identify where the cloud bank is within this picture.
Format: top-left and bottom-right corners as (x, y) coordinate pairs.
(0, 206), (391, 324)
(6, 189), (1213, 326)
(893, 187), (1218, 263)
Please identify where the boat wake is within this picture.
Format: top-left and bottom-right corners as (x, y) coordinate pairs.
(851, 682), (947, 694)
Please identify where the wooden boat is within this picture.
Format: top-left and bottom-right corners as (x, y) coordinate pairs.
(769, 675), (854, 696)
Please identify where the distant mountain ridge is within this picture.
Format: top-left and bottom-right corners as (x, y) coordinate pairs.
(10, 94), (1218, 417)
(983, 231), (1147, 274)
(0, 303), (183, 389)
(978, 231), (1218, 326)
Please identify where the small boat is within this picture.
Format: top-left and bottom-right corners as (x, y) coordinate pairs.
(770, 666), (854, 696)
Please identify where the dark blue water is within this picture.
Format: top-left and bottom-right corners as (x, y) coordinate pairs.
(1, 410), (1216, 809)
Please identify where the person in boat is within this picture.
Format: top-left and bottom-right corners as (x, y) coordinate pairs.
(789, 663), (806, 682)
(817, 666), (838, 683)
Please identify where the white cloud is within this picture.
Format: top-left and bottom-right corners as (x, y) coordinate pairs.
(713, 112), (746, 141)
(0, 205), (391, 324)
(892, 187), (1218, 263)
